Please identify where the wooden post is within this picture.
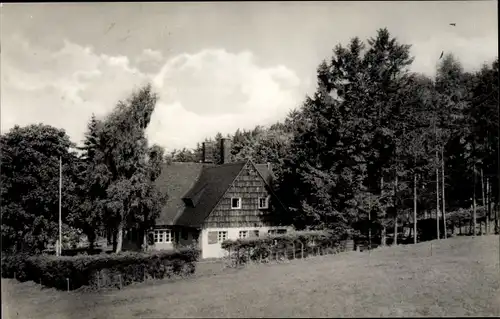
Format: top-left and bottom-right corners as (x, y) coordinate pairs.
(66, 278), (69, 292)
(118, 274), (122, 289)
(300, 242), (304, 259)
(292, 243), (296, 259)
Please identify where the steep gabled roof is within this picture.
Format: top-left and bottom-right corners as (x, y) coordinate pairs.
(154, 162), (213, 225)
(174, 161), (246, 227)
(154, 159), (285, 228)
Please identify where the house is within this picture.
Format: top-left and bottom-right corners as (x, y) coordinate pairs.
(137, 138), (291, 259)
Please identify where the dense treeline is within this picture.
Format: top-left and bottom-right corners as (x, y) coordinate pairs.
(174, 29), (499, 243)
(2, 28), (498, 253)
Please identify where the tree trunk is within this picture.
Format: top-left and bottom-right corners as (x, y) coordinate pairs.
(381, 176), (386, 247)
(394, 174), (398, 246)
(436, 149), (440, 240)
(441, 147), (447, 239)
(112, 230), (118, 252)
(87, 231), (96, 250)
(484, 172), (489, 234)
(487, 178), (492, 233)
(368, 192), (372, 250)
(115, 222), (124, 253)
(414, 172), (418, 244)
(473, 162), (477, 237)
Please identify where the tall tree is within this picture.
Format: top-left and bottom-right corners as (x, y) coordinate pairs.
(95, 84), (165, 253)
(1, 124), (79, 253)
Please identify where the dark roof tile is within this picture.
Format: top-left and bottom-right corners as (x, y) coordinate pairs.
(154, 162), (212, 225)
(154, 160), (279, 228)
(175, 162), (246, 227)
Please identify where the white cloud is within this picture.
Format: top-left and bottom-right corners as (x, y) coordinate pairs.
(410, 33), (498, 76)
(1, 35), (302, 151)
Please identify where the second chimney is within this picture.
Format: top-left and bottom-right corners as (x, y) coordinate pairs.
(220, 138), (231, 164)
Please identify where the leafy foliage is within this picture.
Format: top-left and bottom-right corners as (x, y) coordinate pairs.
(1, 124), (80, 253)
(1, 248), (200, 291)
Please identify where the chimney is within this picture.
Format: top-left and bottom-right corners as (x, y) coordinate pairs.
(202, 142), (215, 163)
(220, 138), (231, 164)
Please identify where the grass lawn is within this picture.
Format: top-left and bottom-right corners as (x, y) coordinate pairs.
(2, 235), (499, 318)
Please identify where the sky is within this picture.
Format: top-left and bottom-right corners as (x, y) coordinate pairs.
(1, 1), (498, 151)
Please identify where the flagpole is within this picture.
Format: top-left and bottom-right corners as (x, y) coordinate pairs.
(58, 156), (62, 256)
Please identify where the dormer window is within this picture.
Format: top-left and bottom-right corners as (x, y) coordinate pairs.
(258, 196), (269, 209)
(231, 197), (241, 209)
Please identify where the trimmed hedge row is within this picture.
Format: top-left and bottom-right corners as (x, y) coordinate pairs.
(1, 248), (200, 291)
(221, 230), (351, 265)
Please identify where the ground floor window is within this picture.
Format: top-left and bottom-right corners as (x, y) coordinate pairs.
(218, 231), (228, 242)
(239, 230), (248, 239)
(268, 228), (287, 235)
(153, 229), (172, 243)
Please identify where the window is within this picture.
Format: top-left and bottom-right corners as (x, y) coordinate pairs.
(231, 197), (241, 209)
(277, 229), (287, 235)
(253, 230), (260, 237)
(268, 229), (287, 236)
(239, 230), (248, 239)
(258, 196), (269, 209)
(153, 229), (172, 243)
(218, 231), (228, 242)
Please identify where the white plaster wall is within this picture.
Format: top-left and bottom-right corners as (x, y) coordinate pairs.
(200, 226), (293, 259)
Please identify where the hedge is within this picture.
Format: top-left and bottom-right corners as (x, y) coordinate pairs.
(1, 248), (200, 291)
(221, 230), (352, 265)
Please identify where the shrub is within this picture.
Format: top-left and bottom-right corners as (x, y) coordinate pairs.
(1, 248), (200, 291)
(221, 230), (350, 266)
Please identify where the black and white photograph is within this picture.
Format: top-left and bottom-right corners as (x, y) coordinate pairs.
(1, 1), (499, 318)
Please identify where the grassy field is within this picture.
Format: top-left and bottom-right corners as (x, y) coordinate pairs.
(2, 235), (499, 318)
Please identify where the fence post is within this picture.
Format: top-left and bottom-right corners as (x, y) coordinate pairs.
(119, 274), (122, 289)
(260, 252), (263, 263)
(284, 246), (288, 260)
(247, 248), (251, 265)
(66, 278), (69, 292)
(97, 271), (100, 289)
(292, 243), (296, 259)
(301, 242), (304, 259)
